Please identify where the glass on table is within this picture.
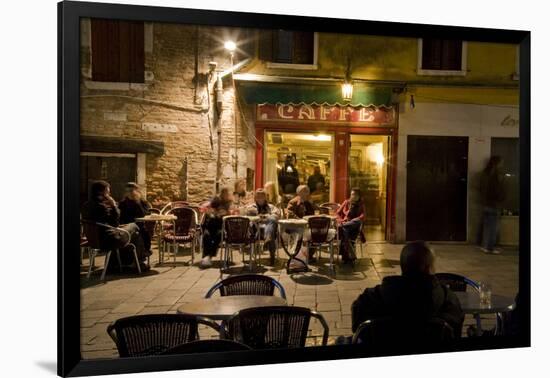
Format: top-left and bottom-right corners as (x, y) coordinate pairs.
(479, 282), (492, 307)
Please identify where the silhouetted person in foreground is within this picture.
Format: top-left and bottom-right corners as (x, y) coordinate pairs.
(351, 241), (464, 338)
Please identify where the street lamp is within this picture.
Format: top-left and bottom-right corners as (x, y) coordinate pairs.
(341, 81), (354, 102)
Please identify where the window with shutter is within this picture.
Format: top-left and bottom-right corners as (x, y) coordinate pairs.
(258, 30), (315, 66)
(421, 38), (463, 71)
(91, 19), (145, 83)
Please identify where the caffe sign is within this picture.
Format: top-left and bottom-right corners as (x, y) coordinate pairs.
(257, 103), (395, 127)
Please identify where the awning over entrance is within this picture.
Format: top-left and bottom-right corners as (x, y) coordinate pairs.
(237, 82), (394, 107)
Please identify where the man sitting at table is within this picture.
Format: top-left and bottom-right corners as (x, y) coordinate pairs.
(200, 187), (234, 269)
(286, 185), (335, 265)
(351, 241), (464, 338)
(336, 187), (366, 264)
(246, 188), (281, 265)
(118, 182), (152, 254)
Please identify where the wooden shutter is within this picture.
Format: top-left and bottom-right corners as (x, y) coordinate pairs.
(91, 19), (144, 83)
(293, 32), (314, 64)
(258, 30), (274, 61)
(422, 38), (462, 71)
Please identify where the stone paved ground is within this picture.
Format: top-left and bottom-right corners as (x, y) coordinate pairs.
(80, 242), (519, 359)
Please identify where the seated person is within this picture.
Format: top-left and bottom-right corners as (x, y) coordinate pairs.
(233, 178), (254, 208)
(351, 241), (464, 338)
(118, 182), (152, 253)
(200, 187), (233, 268)
(286, 185), (335, 265)
(336, 187), (366, 264)
(82, 180), (150, 272)
(264, 181), (283, 208)
(246, 189), (281, 265)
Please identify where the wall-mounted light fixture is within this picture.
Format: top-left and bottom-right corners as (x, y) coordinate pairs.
(341, 57), (353, 102)
(224, 40), (237, 54)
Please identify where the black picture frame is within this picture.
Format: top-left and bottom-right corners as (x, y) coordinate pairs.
(58, 1), (531, 376)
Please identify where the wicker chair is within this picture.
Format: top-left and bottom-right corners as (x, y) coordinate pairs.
(224, 306), (329, 349)
(307, 216), (336, 271)
(161, 339), (251, 355)
(107, 314), (220, 357)
(160, 201), (189, 214)
(162, 207), (199, 265)
(221, 216), (255, 271)
(435, 272), (480, 292)
(351, 317), (455, 348)
(81, 220), (140, 280)
(205, 274), (287, 299)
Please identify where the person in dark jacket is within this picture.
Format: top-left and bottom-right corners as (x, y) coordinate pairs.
(351, 241), (465, 339)
(119, 182), (152, 253)
(479, 156), (506, 254)
(82, 180), (150, 271)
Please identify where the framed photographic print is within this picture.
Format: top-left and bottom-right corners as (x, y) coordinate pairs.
(58, 0), (530, 376)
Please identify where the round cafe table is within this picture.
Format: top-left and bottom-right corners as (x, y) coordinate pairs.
(278, 219), (309, 274)
(455, 291), (516, 335)
(177, 295), (288, 321)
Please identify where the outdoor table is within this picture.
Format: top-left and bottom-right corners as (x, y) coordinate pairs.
(176, 295), (288, 321)
(455, 291), (516, 335)
(135, 214), (177, 264)
(278, 218), (309, 274)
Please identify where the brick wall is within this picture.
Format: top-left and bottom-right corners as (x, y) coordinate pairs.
(80, 21), (255, 206)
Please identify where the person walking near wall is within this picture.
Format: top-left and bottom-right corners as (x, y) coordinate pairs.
(479, 156), (506, 254)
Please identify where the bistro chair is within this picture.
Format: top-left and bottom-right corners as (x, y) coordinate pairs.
(161, 339), (251, 355)
(107, 314), (220, 357)
(223, 306), (329, 349)
(307, 216), (337, 271)
(435, 272), (480, 292)
(351, 317), (455, 348)
(160, 201), (189, 214)
(205, 274), (287, 299)
(81, 220), (141, 280)
(162, 207), (198, 265)
(221, 216), (255, 271)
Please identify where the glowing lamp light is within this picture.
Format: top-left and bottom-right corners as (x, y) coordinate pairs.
(341, 81), (354, 102)
(224, 40), (237, 52)
(375, 153), (385, 166)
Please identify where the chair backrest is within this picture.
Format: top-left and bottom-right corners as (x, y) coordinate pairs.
(320, 202), (340, 212)
(226, 306), (328, 349)
(160, 201), (189, 214)
(81, 220), (104, 250)
(167, 207), (197, 237)
(307, 216), (332, 244)
(223, 216), (251, 244)
(435, 273), (479, 292)
(161, 339), (251, 355)
(149, 208), (161, 215)
(205, 274), (286, 299)
(352, 317), (455, 347)
(107, 314), (204, 357)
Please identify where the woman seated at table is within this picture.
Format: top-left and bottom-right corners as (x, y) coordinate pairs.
(246, 188), (281, 265)
(264, 181), (283, 208)
(82, 180), (150, 272)
(336, 187), (366, 264)
(286, 185), (335, 266)
(233, 179), (253, 208)
(118, 182), (152, 254)
(200, 187), (233, 268)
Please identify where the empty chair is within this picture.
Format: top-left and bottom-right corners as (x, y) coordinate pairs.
(161, 339), (251, 355)
(435, 272), (480, 292)
(352, 317), (455, 348)
(81, 220), (140, 280)
(205, 274), (286, 299)
(107, 314), (220, 357)
(224, 306), (329, 349)
(307, 216), (336, 270)
(160, 201), (189, 214)
(162, 207), (199, 265)
(221, 216), (255, 271)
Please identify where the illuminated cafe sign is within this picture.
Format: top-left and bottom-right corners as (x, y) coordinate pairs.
(257, 103), (395, 126)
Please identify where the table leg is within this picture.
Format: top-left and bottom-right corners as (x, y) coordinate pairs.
(279, 232), (308, 274)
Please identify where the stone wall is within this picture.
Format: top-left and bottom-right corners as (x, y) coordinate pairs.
(80, 21), (255, 206)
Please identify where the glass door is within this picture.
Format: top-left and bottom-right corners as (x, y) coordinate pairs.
(349, 134), (390, 241)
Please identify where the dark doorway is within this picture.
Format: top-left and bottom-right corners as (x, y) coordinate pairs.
(406, 136), (468, 241)
(80, 154), (137, 205)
